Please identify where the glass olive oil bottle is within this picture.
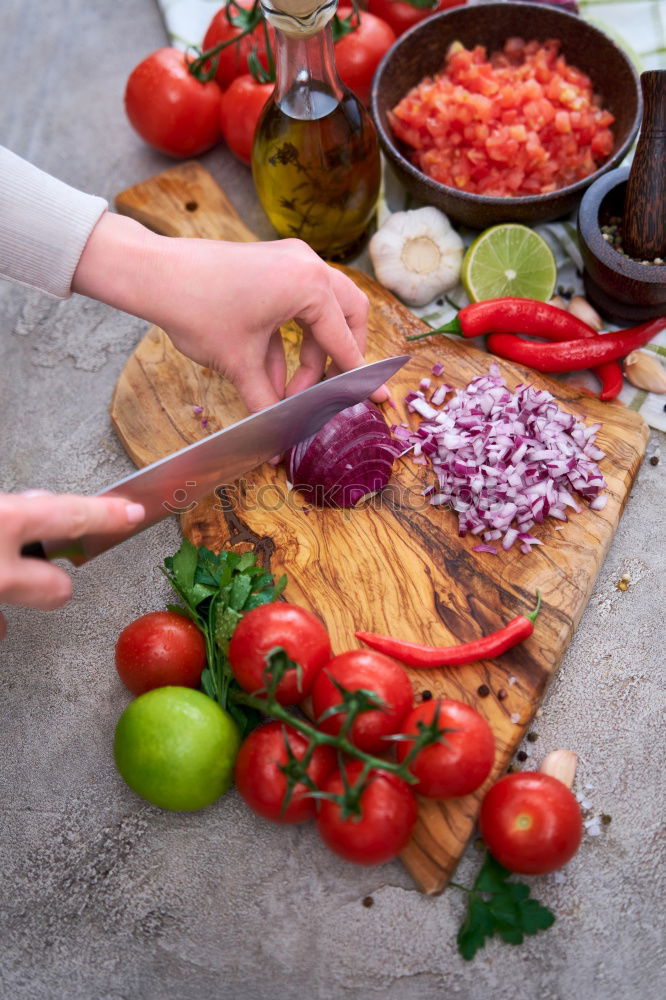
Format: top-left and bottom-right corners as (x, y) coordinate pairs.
(252, 0), (381, 260)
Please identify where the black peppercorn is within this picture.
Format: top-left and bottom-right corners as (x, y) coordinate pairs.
(421, 690), (433, 702)
(497, 688), (508, 700)
(516, 750), (528, 762)
(362, 896), (374, 908)
(526, 731), (538, 743)
(477, 684), (490, 698)
(649, 455), (659, 466)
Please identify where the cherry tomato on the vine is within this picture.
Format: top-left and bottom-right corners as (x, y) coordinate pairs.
(234, 721), (337, 824)
(311, 649), (414, 754)
(203, 0), (276, 90)
(396, 698), (495, 798)
(124, 48), (222, 158)
(367, 0), (466, 39)
(479, 772), (583, 874)
(316, 760), (418, 865)
(219, 74), (274, 165)
(228, 602), (331, 705)
(334, 8), (396, 106)
(114, 611), (207, 695)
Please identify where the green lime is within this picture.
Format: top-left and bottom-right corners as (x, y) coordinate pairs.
(461, 224), (557, 303)
(114, 686), (240, 812)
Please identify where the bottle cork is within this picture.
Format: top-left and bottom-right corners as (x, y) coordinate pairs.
(260, 0), (337, 37)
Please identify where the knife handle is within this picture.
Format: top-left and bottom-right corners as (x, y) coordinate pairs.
(21, 541), (48, 560)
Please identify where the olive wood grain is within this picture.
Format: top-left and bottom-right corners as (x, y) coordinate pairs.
(112, 162), (649, 894)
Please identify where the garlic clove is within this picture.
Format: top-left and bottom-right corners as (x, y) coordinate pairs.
(539, 749), (578, 790)
(623, 350), (666, 393)
(567, 295), (604, 331)
(368, 206), (463, 307)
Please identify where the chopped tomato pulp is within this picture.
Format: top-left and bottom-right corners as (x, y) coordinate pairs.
(389, 38), (615, 197)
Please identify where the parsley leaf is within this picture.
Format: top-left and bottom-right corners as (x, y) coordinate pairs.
(456, 853), (556, 960)
(162, 540), (286, 737)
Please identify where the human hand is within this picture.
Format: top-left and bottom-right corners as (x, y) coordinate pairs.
(0, 492), (145, 639)
(73, 214), (389, 413)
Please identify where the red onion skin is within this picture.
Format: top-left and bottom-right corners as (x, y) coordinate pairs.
(291, 404), (386, 484)
(286, 401), (398, 509)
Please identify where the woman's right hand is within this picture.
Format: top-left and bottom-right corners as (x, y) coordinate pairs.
(0, 492), (145, 639)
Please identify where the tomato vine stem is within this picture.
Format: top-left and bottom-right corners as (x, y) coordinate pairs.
(229, 687), (452, 787)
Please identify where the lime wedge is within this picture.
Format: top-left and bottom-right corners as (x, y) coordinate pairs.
(461, 224), (557, 303)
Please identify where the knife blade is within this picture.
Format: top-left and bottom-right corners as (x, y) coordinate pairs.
(22, 355), (410, 565)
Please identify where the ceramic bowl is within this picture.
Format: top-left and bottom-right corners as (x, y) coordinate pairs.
(577, 166), (666, 324)
(370, 2), (641, 229)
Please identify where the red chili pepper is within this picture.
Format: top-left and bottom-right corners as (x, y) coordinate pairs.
(486, 318), (664, 372)
(595, 361), (624, 401)
(355, 592), (541, 668)
(408, 298), (601, 341)
(407, 298), (624, 400)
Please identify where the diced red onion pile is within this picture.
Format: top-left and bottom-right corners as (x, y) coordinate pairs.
(287, 401), (401, 509)
(393, 365), (607, 555)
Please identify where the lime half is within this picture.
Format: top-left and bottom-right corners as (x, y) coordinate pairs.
(461, 224), (557, 303)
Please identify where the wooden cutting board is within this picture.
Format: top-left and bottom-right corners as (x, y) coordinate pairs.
(112, 162), (648, 894)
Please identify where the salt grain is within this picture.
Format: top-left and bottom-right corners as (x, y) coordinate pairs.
(510, 712), (521, 724)
(584, 817), (603, 837)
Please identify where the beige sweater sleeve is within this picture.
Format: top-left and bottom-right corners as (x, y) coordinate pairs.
(0, 146), (108, 299)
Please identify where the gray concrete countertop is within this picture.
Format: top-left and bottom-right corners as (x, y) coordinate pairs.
(1, 2), (664, 998)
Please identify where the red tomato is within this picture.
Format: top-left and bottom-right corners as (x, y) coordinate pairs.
(203, 0), (276, 90)
(367, 0), (466, 38)
(479, 772), (583, 874)
(317, 761), (418, 864)
(228, 603), (331, 704)
(124, 48), (222, 158)
(234, 721), (337, 824)
(219, 74), (274, 164)
(396, 698), (495, 798)
(334, 9), (396, 106)
(311, 649), (414, 754)
(114, 611), (207, 695)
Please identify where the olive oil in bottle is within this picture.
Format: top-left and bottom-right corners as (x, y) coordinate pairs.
(252, 0), (381, 260)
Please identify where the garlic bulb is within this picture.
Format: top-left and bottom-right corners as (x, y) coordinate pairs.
(369, 206), (464, 306)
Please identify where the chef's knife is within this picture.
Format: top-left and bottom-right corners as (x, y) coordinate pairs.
(21, 355), (410, 565)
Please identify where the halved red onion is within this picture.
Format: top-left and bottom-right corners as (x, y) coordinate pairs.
(397, 365), (607, 553)
(286, 401), (400, 509)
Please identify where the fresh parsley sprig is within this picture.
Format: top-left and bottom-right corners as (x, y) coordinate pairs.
(162, 539), (286, 737)
(452, 852), (555, 960)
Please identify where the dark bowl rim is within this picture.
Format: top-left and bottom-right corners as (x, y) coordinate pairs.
(578, 167), (666, 285)
(370, 1), (642, 209)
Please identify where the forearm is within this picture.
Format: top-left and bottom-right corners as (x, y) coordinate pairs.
(71, 210), (170, 321)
